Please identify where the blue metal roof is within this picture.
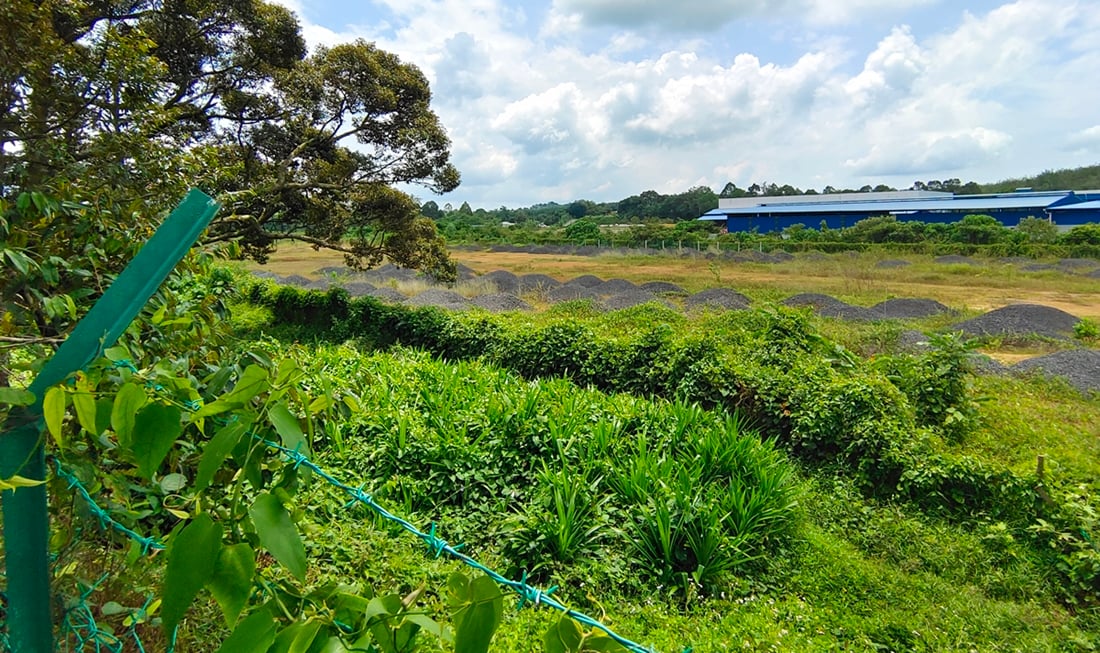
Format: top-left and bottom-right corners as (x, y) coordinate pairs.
(1050, 200), (1100, 211)
(706, 195), (1066, 217)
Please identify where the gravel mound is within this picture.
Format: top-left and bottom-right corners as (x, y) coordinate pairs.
(595, 279), (637, 296)
(782, 293), (876, 321)
(315, 266), (351, 276)
(771, 250), (797, 262)
(602, 290), (672, 311)
(518, 273), (561, 292)
(280, 274), (313, 287)
(872, 298), (953, 319)
(406, 289), (471, 310)
(895, 329), (931, 352)
(305, 279), (332, 291)
(482, 270), (520, 294)
(1021, 264), (1055, 272)
(875, 259), (911, 269)
(969, 354), (1010, 376)
(1013, 350), (1100, 393)
(1088, 269), (1100, 279)
(366, 263), (417, 282)
(455, 263), (479, 281)
(547, 285), (600, 303)
(640, 281), (688, 295)
(340, 281), (377, 297)
(685, 288), (751, 311)
(470, 293), (532, 313)
(365, 287), (407, 303)
(564, 274), (604, 288)
(1057, 258), (1097, 269)
(953, 304), (1081, 339)
(251, 270), (279, 279)
(934, 255), (976, 265)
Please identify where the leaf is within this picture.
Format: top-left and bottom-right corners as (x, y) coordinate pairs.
(111, 383), (147, 448)
(448, 572), (503, 653)
(71, 390), (97, 435)
(308, 394), (334, 415)
(0, 387), (35, 407)
(206, 543), (255, 627)
(162, 513), (223, 634)
(131, 403), (183, 479)
(250, 493), (307, 582)
(195, 421), (247, 492)
(159, 473), (188, 493)
(43, 386), (67, 448)
(544, 616), (583, 653)
(214, 610), (277, 653)
(223, 365), (270, 404)
(269, 402), (307, 453)
(94, 398), (113, 439)
(0, 475), (46, 492)
(192, 399), (243, 418)
(100, 601), (128, 616)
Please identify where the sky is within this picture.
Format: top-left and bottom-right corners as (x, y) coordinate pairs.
(271, 0), (1100, 209)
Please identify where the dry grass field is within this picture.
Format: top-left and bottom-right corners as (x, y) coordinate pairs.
(251, 242), (1100, 320)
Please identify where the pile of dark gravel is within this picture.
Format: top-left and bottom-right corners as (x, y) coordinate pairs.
(564, 274), (603, 288)
(934, 255), (976, 265)
(547, 285), (600, 303)
(595, 279), (638, 296)
(470, 293), (533, 312)
(782, 293), (877, 321)
(364, 287), (407, 303)
(602, 290), (672, 311)
(1013, 350), (1100, 393)
(280, 274), (313, 287)
(872, 298), (953, 319)
(341, 281), (377, 297)
(518, 273), (561, 292)
(953, 304), (1081, 339)
(1088, 269), (1100, 279)
(640, 281), (688, 295)
(252, 270), (279, 279)
(305, 279), (332, 291)
(1021, 264), (1056, 272)
(875, 259), (911, 269)
(482, 270), (520, 294)
(894, 329), (931, 352)
(365, 263), (418, 282)
(685, 288), (751, 311)
(406, 289), (471, 311)
(1057, 258), (1097, 270)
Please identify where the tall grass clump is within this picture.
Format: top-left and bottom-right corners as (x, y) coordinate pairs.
(271, 344), (799, 596)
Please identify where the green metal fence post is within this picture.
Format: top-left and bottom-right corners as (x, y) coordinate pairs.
(1, 189), (219, 653)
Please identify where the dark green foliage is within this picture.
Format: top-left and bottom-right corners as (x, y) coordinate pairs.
(872, 333), (979, 442)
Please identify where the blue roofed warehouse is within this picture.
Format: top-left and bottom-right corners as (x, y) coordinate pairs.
(698, 189), (1100, 233)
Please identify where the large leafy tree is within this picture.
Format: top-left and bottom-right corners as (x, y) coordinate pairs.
(1, 0), (460, 287)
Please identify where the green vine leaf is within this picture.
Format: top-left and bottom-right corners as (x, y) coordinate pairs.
(214, 609), (277, 653)
(269, 402), (307, 453)
(0, 475), (46, 492)
(0, 386), (35, 407)
(71, 389), (97, 435)
(131, 402), (183, 479)
(111, 382), (147, 448)
(206, 543), (256, 627)
(447, 571), (503, 653)
(250, 492), (307, 582)
(544, 616), (583, 653)
(162, 513), (223, 634)
(195, 421), (247, 492)
(43, 386), (67, 448)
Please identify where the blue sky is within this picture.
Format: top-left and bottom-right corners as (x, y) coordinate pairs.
(273, 0), (1100, 208)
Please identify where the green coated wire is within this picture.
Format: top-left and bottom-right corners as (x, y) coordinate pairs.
(46, 461), (174, 653)
(261, 437), (666, 653)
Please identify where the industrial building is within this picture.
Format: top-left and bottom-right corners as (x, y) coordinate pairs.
(698, 189), (1100, 233)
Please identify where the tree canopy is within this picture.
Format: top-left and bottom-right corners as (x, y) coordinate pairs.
(1, 0), (460, 280)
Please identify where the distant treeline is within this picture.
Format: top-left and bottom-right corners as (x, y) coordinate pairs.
(426, 163), (1100, 227)
(441, 213), (1100, 259)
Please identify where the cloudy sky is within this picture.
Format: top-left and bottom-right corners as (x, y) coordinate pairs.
(273, 0), (1100, 208)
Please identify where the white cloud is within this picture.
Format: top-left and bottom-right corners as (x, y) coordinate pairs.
(265, 0), (1100, 206)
